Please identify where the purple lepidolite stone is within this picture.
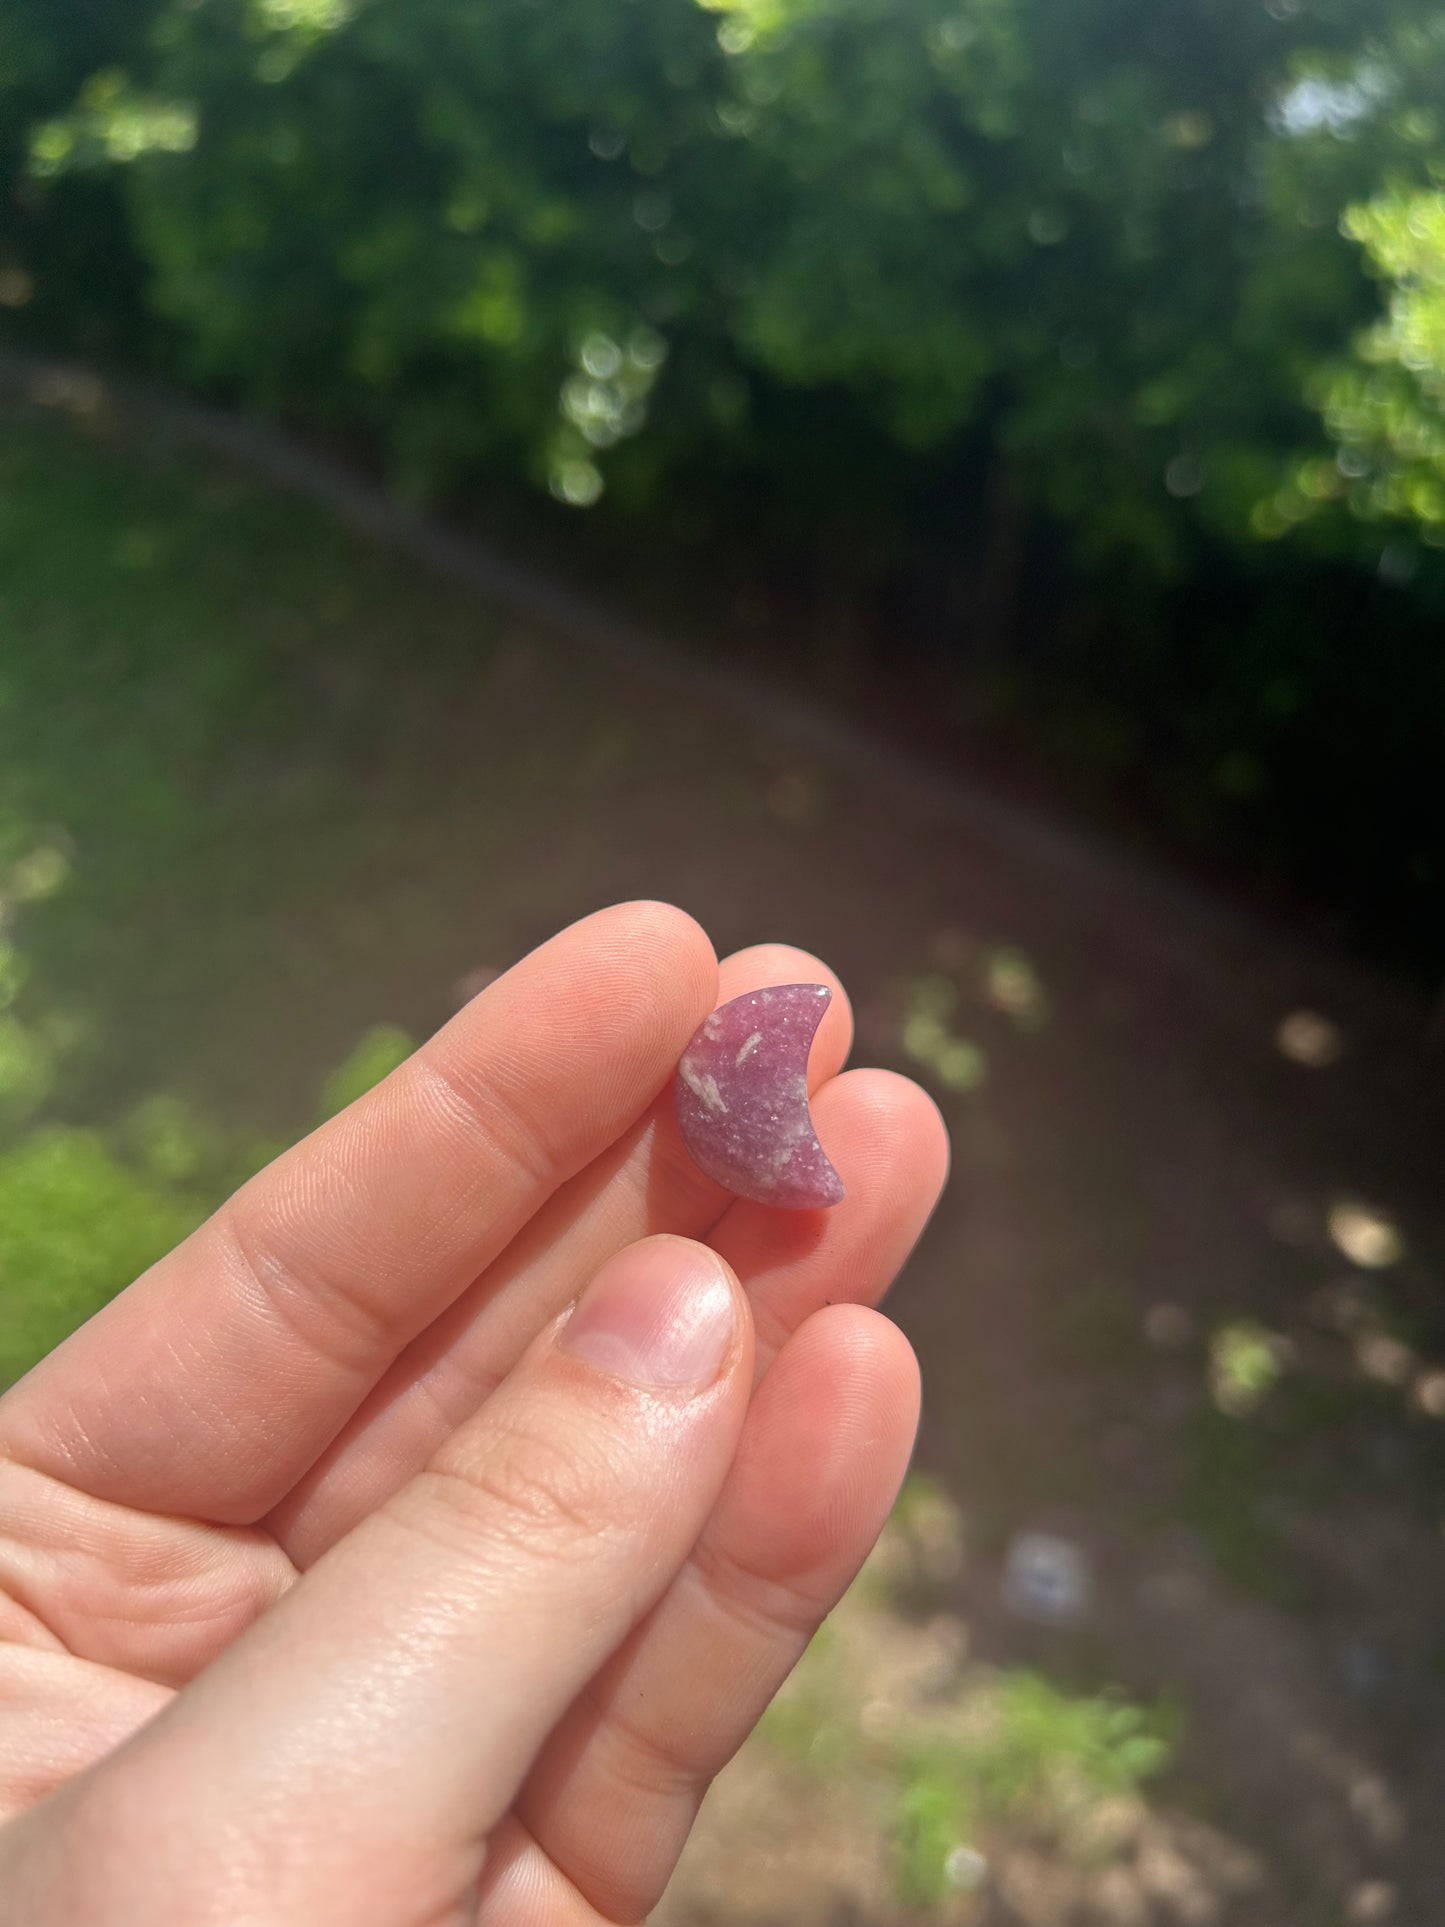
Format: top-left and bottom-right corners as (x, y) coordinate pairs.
(674, 983), (845, 1210)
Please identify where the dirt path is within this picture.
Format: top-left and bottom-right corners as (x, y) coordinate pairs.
(4, 359), (1444, 1924)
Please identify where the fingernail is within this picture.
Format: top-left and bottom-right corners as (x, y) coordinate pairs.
(559, 1239), (738, 1390)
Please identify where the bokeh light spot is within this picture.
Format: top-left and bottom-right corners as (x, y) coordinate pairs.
(1355, 1331), (1414, 1385)
(1277, 1009), (1346, 1067)
(1328, 1200), (1405, 1269)
(1209, 1320), (1286, 1415)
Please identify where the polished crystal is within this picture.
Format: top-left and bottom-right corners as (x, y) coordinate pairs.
(674, 984), (845, 1210)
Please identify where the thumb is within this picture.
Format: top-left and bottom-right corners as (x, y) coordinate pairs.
(19, 1236), (752, 1926)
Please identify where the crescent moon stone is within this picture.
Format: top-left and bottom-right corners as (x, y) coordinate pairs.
(674, 983), (845, 1210)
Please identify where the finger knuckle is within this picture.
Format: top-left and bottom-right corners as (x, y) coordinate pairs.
(421, 1416), (628, 1562)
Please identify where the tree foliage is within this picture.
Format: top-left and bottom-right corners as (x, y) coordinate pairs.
(7, 0), (1445, 551)
(4, 0), (1445, 956)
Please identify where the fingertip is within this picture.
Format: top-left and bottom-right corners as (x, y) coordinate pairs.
(564, 900), (720, 1036)
(557, 1234), (751, 1394)
(719, 1303), (920, 1581)
(716, 942), (854, 1077)
(586, 900), (719, 982)
(436, 901), (719, 1117)
(711, 1067), (949, 1370)
(817, 1067), (951, 1208)
(790, 1300), (922, 1443)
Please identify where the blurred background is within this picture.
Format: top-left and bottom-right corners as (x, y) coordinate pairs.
(2, 1), (1445, 1920)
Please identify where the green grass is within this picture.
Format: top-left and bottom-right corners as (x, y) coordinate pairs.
(0, 402), (469, 1385)
(891, 1675), (1176, 1907)
(0, 1040), (418, 1389)
(1, 399), (498, 925)
(0, 1126), (204, 1383)
(319, 1025), (416, 1120)
(762, 1489), (1177, 1916)
(762, 1626), (1176, 1913)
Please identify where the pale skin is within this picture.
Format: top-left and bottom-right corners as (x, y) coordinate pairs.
(0, 903), (949, 1925)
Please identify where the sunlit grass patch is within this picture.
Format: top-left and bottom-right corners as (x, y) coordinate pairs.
(895, 938), (1053, 1097)
(0, 407), (505, 1389)
(1327, 1199), (1406, 1270)
(898, 973), (989, 1094)
(865, 1470), (968, 1614)
(0, 1023), (422, 1389)
(0, 1126), (204, 1385)
(890, 1675), (1176, 1907)
(979, 946), (1050, 1030)
(1208, 1319), (1288, 1416)
(761, 1491), (1176, 1915)
(320, 1024), (416, 1118)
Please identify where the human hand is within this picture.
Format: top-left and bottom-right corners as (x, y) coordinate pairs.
(0, 903), (948, 1924)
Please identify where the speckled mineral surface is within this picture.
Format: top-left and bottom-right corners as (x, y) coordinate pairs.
(674, 983), (845, 1210)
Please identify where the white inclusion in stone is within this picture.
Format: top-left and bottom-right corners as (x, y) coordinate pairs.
(673, 982), (844, 1210)
(768, 1085), (814, 1174)
(678, 1060), (727, 1114)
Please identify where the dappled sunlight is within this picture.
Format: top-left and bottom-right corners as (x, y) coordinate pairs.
(703, 1479), (1188, 1922)
(893, 934), (1053, 1096)
(1328, 1200), (1406, 1270)
(874, 1472), (967, 1600)
(9, 845), (73, 905)
(0, 1015), (56, 1130)
(0, 943), (22, 1011)
(26, 369), (108, 419)
(981, 947), (1049, 1029)
(29, 73), (197, 175)
(1346, 1880), (1399, 1925)
(253, 0), (358, 33)
(1273, 71), (1384, 140)
(0, 1017), (422, 1391)
(0, 1125), (203, 1385)
(1353, 1329), (1414, 1387)
(0, 371), (1442, 1920)
(1276, 1008), (1346, 1068)
(122, 1093), (224, 1186)
(899, 976), (989, 1095)
(1304, 1275), (1445, 1421)
(550, 327), (668, 506)
(1208, 1320), (1287, 1416)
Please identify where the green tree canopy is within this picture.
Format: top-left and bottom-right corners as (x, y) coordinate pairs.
(7, 0), (1445, 566)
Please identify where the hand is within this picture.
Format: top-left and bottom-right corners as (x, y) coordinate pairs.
(0, 903), (948, 1924)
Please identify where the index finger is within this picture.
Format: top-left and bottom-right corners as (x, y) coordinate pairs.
(0, 902), (718, 1523)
